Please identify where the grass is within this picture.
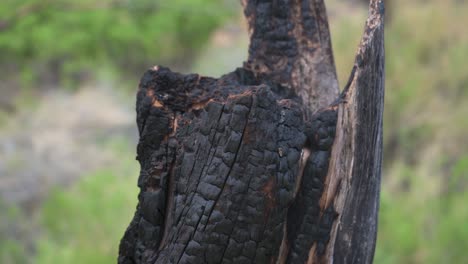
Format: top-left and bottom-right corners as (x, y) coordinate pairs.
(36, 166), (138, 263)
(32, 132), (139, 264)
(0, 201), (31, 264)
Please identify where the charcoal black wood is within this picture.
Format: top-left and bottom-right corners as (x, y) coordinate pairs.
(119, 0), (385, 263)
(119, 67), (307, 264)
(286, 108), (337, 263)
(327, 1), (385, 262)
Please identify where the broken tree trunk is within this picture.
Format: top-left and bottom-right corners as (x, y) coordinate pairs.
(118, 0), (384, 263)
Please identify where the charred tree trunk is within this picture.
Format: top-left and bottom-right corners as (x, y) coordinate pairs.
(119, 0), (384, 263)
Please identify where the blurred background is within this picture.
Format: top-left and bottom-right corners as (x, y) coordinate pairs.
(0, 0), (467, 263)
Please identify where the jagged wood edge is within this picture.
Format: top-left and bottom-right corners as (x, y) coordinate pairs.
(241, 0), (339, 116)
(318, 0), (385, 263)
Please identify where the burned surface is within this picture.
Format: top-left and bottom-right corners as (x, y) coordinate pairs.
(119, 0), (384, 263)
(286, 109), (337, 263)
(320, 1), (385, 263)
(327, 1), (385, 262)
(119, 66), (308, 263)
(242, 0), (339, 115)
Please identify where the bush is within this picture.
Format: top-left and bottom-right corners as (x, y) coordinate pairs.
(36, 169), (139, 264)
(0, 0), (235, 87)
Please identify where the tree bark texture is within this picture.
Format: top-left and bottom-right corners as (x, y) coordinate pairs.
(118, 0), (384, 263)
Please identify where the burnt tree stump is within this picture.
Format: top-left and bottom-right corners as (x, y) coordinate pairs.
(119, 0), (384, 263)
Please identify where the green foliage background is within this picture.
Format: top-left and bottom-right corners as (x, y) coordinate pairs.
(1, 0), (467, 263)
(0, 0), (234, 87)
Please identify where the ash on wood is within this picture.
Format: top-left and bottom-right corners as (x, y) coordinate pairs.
(118, 0), (384, 263)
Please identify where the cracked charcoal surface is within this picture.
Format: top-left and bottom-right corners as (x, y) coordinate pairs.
(286, 109), (337, 263)
(119, 0), (384, 262)
(243, 0), (339, 115)
(119, 0), (345, 261)
(119, 66), (312, 264)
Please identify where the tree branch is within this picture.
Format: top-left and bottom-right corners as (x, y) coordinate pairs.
(242, 0), (339, 116)
(319, 1), (385, 263)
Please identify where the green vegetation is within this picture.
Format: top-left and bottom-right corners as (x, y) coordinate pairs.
(36, 169), (138, 264)
(379, 1), (468, 261)
(0, 0), (235, 88)
(0, 202), (30, 264)
(35, 134), (140, 263)
(1, 133), (140, 264)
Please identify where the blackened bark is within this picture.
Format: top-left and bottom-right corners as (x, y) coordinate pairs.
(323, 1), (385, 262)
(119, 0), (384, 263)
(242, 0), (339, 116)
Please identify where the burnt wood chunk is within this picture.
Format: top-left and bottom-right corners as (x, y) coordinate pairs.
(119, 0), (384, 263)
(242, 0), (339, 115)
(120, 66), (308, 263)
(324, 1), (385, 262)
(286, 108), (338, 263)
